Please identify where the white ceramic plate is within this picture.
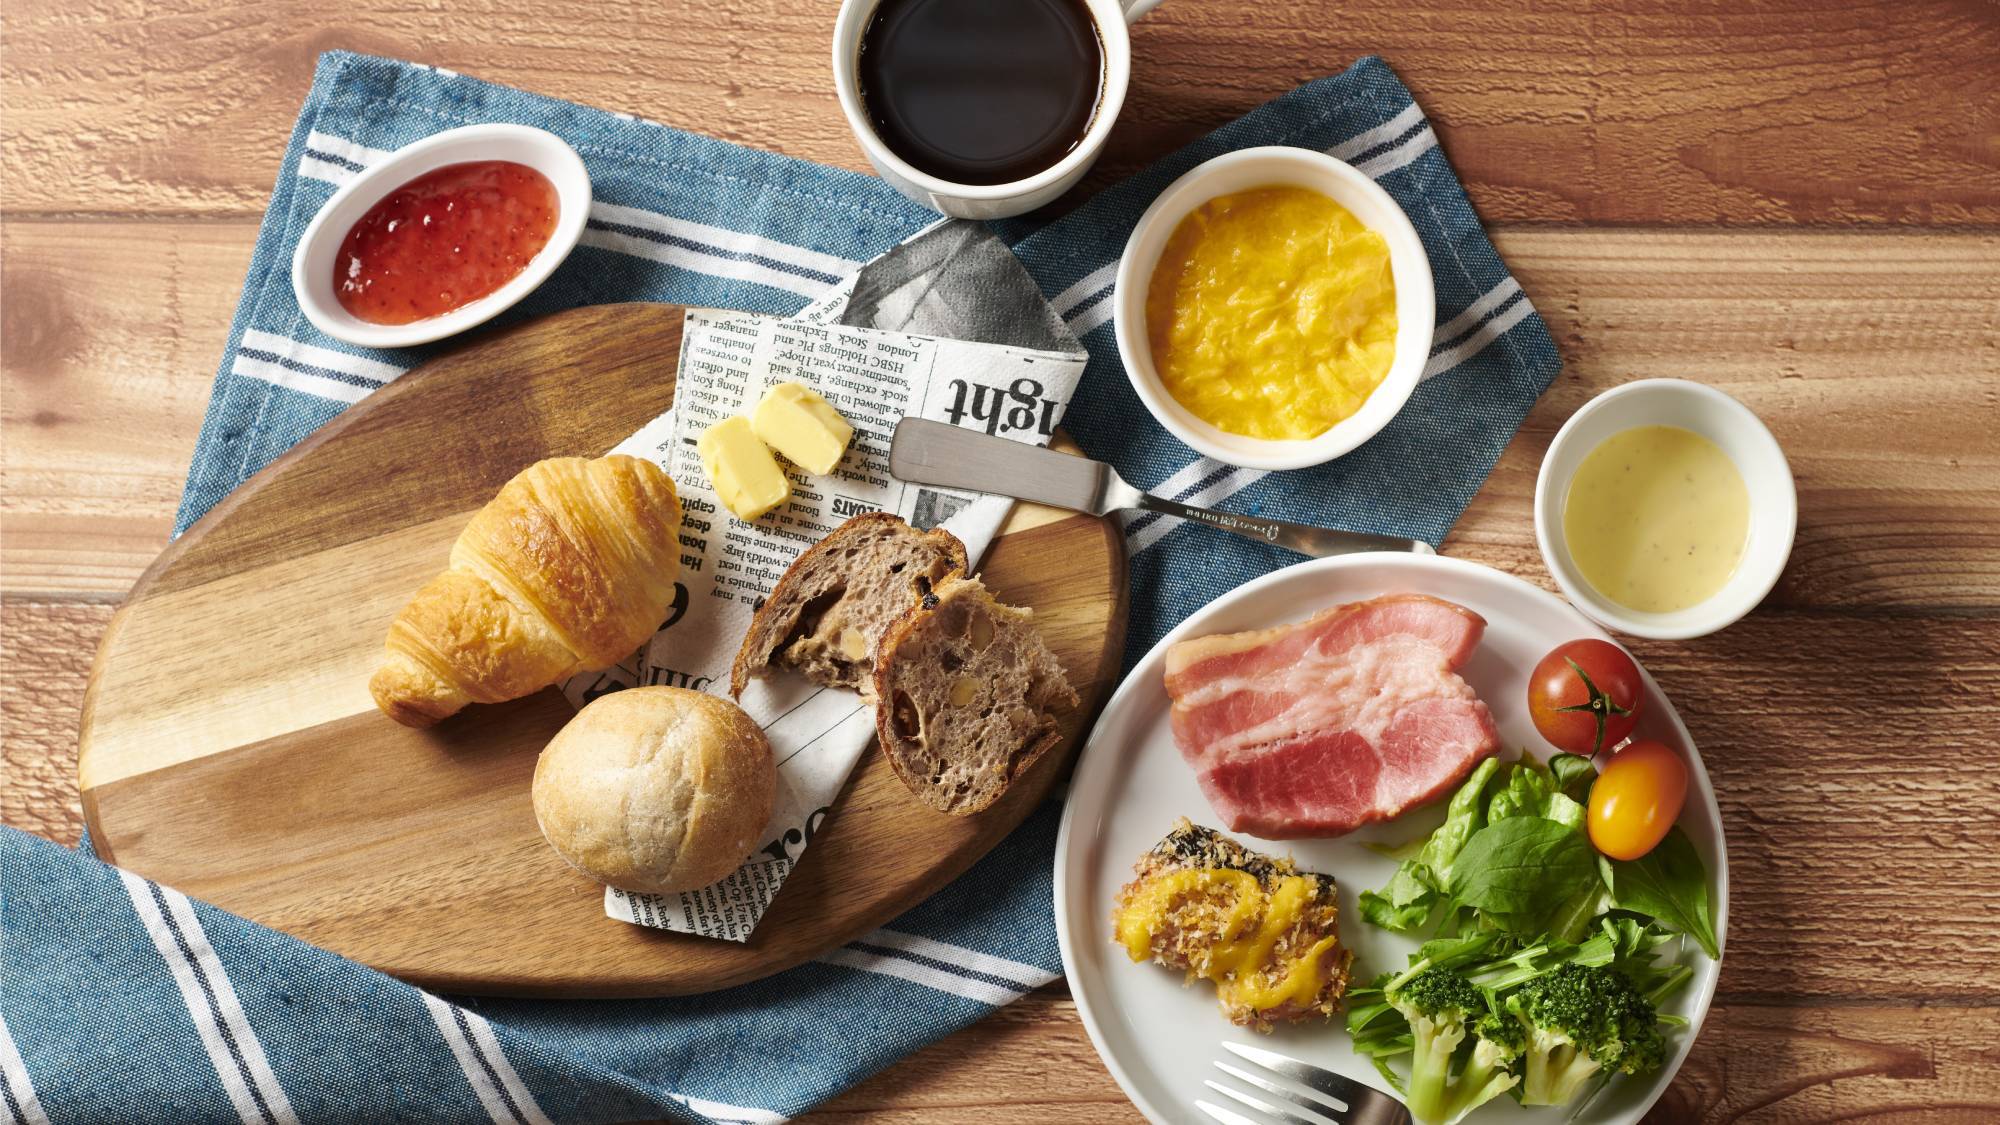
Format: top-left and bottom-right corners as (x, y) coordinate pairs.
(1054, 553), (1727, 1125)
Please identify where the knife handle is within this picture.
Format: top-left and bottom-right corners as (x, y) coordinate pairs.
(1134, 491), (1434, 558)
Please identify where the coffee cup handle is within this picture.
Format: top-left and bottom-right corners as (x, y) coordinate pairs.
(1120, 0), (1163, 22)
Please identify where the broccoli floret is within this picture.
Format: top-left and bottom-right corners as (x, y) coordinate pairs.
(1385, 969), (1520, 1124)
(1506, 963), (1667, 1106)
(1448, 1013), (1523, 1121)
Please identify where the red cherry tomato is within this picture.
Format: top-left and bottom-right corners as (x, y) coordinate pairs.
(1527, 639), (1644, 757)
(1588, 739), (1689, 860)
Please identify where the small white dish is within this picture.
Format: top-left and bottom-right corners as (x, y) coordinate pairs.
(1535, 379), (1797, 640)
(1112, 146), (1435, 471)
(291, 124), (591, 349)
(1053, 552), (1726, 1125)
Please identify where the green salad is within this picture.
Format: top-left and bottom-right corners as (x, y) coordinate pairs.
(1346, 754), (1718, 1124)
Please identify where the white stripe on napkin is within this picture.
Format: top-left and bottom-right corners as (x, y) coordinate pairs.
(239, 330), (406, 383)
(1423, 296), (1535, 378)
(298, 158), (359, 187)
(230, 355), (374, 404)
(119, 872), (299, 1125)
(1326, 102), (1428, 162)
(1353, 126), (1438, 180)
(856, 928), (1057, 990)
(588, 203), (860, 281)
(1051, 261), (1120, 317)
(306, 130), (395, 171)
(816, 948), (1023, 1005)
(582, 203), (857, 299)
(667, 1093), (787, 1125)
(816, 932), (1064, 1000)
(0, 1014), (49, 1125)
(297, 129), (389, 187)
(1064, 297), (1119, 337)
(424, 995), (523, 1125)
(1431, 278), (1523, 354)
(231, 329), (412, 405)
(1147, 455), (1238, 507)
(460, 1008), (554, 1125)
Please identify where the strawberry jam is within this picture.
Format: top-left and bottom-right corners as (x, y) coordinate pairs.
(333, 160), (559, 325)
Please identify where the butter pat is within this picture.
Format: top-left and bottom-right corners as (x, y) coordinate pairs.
(752, 382), (853, 475)
(697, 415), (790, 520)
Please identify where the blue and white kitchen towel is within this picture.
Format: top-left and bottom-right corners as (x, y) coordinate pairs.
(1, 52), (1559, 1124)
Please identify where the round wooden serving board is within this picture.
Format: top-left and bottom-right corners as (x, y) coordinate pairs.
(78, 303), (1127, 998)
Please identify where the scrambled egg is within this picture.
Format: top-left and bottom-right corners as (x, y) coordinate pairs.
(1146, 186), (1397, 441)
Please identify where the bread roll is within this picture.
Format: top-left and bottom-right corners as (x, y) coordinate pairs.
(532, 687), (775, 894)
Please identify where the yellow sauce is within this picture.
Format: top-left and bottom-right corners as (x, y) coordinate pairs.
(1114, 867), (1340, 1013)
(1145, 186), (1397, 441)
(1563, 425), (1750, 613)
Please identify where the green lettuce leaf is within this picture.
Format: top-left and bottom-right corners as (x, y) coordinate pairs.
(1605, 827), (1721, 958)
(1447, 816), (1601, 936)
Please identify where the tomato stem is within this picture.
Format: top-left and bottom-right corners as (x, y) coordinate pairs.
(1553, 656), (1633, 759)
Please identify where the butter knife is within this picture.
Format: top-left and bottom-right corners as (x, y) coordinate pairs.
(889, 419), (1433, 558)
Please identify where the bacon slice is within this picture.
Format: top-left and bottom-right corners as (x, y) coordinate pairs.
(1165, 594), (1501, 839)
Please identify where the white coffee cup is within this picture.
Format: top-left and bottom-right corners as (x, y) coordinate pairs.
(832, 0), (1163, 220)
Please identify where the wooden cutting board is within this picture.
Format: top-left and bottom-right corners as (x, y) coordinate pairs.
(77, 302), (1127, 998)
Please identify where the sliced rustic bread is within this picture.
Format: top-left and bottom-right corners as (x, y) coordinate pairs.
(730, 512), (967, 698)
(873, 576), (1079, 815)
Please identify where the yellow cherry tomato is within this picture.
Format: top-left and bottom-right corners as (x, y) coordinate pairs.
(1587, 739), (1689, 861)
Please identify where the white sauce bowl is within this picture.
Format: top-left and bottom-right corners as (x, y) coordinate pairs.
(1112, 146), (1435, 471)
(1535, 379), (1797, 640)
(291, 124), (591, 349)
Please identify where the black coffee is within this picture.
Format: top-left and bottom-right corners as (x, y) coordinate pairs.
(858, 0), (1105, 186)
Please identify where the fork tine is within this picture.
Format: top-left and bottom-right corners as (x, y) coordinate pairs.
(1215, 1059), (1348, 1115)
(1196, 1099), (1265, 1125)
(1223, 1041), (1374, 1106)
(1204, 1079), (1344, 1125)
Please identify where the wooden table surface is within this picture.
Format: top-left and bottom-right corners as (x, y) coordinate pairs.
(4, 1), (1997, 1121)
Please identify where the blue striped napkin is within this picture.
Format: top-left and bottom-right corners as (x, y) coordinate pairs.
(1, 51), (1558, 1124)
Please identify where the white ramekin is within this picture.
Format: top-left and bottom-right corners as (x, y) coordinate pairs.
(1535, 379), (1797, 640)
(1111, 145), (1435, 471)
(291, 124), (591, 349)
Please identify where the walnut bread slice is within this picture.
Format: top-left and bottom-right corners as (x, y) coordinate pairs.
(873, 575), (1078, 815)
(730, 512), (966, 698)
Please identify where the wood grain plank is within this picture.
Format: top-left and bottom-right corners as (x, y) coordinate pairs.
(3, 1), (1995, 225)
(0, 219), (243, 595)
(0, 601), (105, 846)
(7, 223), (1995, 604)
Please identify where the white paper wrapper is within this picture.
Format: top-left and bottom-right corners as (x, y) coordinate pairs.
(558, 223), (1086, 942)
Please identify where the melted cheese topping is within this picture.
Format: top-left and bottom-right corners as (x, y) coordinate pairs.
(1114, 867), (1341, 1013)
(1145, 186), (1398, 441)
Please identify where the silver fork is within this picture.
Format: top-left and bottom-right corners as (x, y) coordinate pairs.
(1197, 1041), (1412, 1125)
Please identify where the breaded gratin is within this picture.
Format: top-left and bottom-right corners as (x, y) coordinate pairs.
(1113, 818), (1351, 1031)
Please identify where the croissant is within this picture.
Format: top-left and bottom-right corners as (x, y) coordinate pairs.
(370, 455), (683, 728)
